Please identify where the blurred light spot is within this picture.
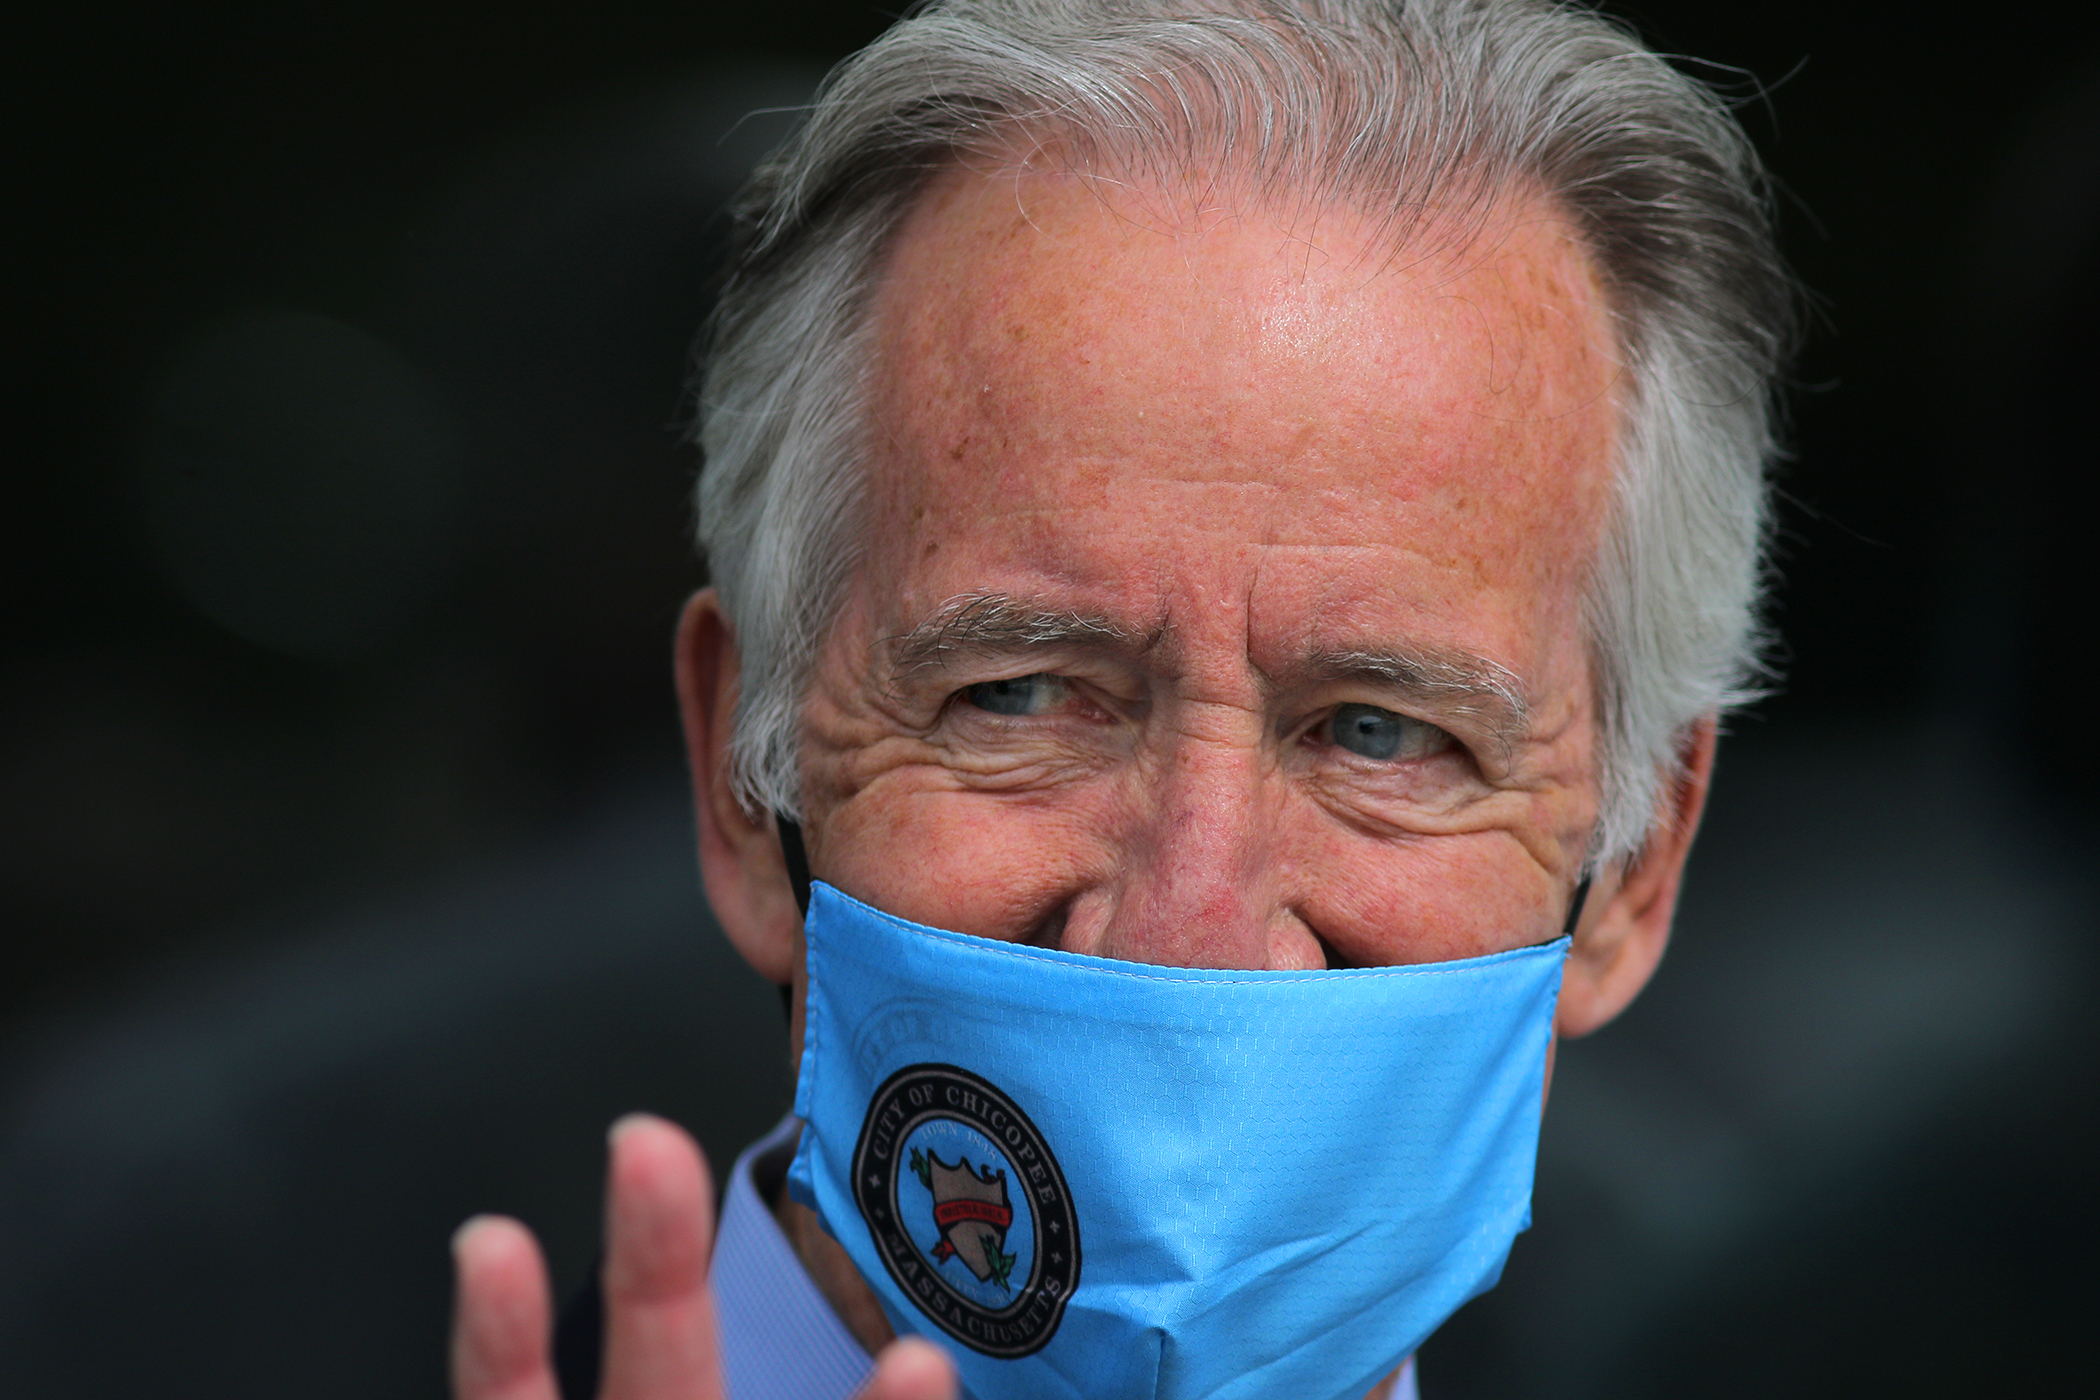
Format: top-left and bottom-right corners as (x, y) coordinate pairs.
(135, 310), (459, 661)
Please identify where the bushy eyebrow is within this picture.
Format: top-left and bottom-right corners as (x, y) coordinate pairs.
(887, 591), (1159, 674)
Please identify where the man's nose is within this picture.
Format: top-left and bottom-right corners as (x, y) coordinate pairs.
(1059, 729), (1304, 971)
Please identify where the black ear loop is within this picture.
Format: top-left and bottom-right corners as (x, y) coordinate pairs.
(777, 815), (814, 919)
(775, 817), (813, 1020)
(1561, 874), (1592, 939)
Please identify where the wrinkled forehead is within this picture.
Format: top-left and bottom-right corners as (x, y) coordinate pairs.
(852, 162), (1622, 641)
(874, 148), (1618, 353)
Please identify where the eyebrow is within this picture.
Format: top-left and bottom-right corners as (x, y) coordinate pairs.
(885, 592), (1533, 753)
(888, 592), (1158, 673)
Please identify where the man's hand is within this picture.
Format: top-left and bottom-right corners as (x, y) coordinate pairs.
(450, 1114), (957, 1400)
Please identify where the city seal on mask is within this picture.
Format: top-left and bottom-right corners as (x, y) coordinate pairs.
(791, 881), (1569, 1400)
(853, 1063), (1081, 1356)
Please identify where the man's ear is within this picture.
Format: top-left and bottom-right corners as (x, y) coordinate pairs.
(1556, 715), (1718, 1038)
(673, 589), (800, 986)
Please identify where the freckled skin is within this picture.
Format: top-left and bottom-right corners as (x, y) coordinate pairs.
(804, 168), (1622, 971)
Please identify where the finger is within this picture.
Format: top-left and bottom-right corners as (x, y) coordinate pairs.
(451, 1215), (561, 1400)
(597, 1113), (725, 1400)
(859, 1337), (959, 1400)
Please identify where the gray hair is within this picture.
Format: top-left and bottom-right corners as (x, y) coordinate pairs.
(694, 0), (1794, 864)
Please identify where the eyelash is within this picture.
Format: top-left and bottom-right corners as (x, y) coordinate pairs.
(960, 673), (1074, 717)
(1311, 704), (1457, 763)
(955, 674), (1456, 764)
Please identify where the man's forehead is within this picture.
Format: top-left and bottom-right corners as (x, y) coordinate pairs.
(867, 168), (1616, 496)
(874, 166), (1617, 407)
(849, 163), (1619, 690)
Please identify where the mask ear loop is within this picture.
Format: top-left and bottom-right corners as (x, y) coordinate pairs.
(777, 815), (814, 918)
(774, 817), (813, 1021)
(1561, 874), (1593, 939)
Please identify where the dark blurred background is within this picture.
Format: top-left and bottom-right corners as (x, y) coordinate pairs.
(3, 2), (2094, 1397)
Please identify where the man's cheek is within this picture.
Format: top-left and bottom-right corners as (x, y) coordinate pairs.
(1299, 825), (1562, 966)
(819, 782), (1127, 944)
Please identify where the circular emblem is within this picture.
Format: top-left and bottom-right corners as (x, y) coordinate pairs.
(852, 1063), (1081, 1357)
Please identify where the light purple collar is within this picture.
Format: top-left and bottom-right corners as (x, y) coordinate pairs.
(711, 1115), (1418, 1400)
(714, 1115), (875, 1400)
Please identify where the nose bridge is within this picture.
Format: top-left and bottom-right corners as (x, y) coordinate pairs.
(1096, 716), (1282, 969)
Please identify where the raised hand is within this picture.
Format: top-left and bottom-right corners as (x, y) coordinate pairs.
(451, 1114), (956, 1400)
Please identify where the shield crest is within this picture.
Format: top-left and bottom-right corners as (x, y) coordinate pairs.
(911, 1146), (1018, 1290)
(853, 1064), (1081, 1356)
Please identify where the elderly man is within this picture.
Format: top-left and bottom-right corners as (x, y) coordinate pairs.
(450, 2), (1792, 1398)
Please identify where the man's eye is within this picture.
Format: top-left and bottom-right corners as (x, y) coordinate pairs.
(1325, 703), (1452, 761)
(963, 674), (1071, 716)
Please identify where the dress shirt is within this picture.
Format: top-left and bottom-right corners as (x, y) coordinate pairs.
(716, 1115), (876, 1400)
(712, 1117), (1420, 1400)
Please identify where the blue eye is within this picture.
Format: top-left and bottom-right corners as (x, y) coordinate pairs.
(964, 674), (1069, 716)
(1328, 703), (1442, 760)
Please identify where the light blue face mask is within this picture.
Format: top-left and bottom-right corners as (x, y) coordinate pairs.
(787, 881), (1568, 1400)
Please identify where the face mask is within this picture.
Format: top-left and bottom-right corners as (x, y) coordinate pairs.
(787, 882), (1567, 1400)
